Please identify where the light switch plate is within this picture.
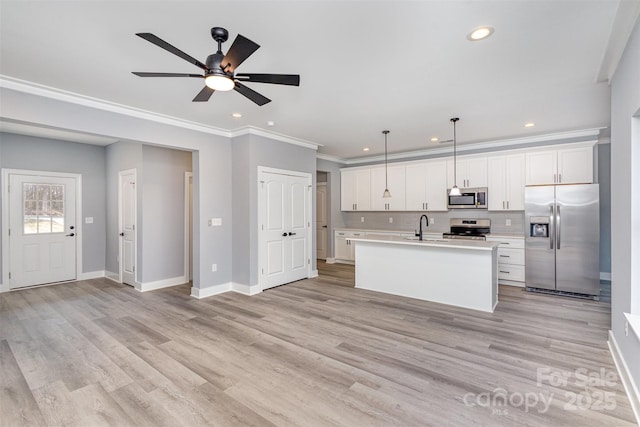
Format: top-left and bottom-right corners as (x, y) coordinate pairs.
(361, 217), (364, 222)
(211, 264), (217, 272)
(85, 217), (94, 224)
(430, 217), (435, 225)
(389, 217), (393, 223)
(506, 219), (512, 226)
(209, 218), (222, 226)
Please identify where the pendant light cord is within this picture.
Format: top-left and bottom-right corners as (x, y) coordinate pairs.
(451, 118), (459, 187)
(383, 130), (390, 189)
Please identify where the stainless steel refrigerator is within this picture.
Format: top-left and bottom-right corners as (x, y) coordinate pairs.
(525, 184), (600, 297)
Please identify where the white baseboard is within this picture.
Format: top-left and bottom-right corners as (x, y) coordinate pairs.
(310, 269), (319, 278)
(105, 271), (120, 283)
(608, 330), (640, 424)
(325, 257), (336, 264)
(191, 282), (232, 299)
(79, 270), (105, 280)
(231, 282), (262, 296)
(600, 272), (612, 281)
(0, 282), (7, 293)
(136, 275), (187, 292)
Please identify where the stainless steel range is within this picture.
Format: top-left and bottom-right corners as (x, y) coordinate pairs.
(443, 219), (490, 241)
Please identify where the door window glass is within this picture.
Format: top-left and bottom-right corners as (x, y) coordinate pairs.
(23, 183), (65, 234)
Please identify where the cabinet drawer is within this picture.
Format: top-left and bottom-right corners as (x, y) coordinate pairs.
(497, 264), (525, 282)
(497, 248), (524, 265)
(487, 237), (524, 249)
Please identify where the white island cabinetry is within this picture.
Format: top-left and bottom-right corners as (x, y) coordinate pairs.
(350, 235), (499, 312)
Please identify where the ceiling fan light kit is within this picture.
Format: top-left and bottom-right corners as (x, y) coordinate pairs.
(133, 26), (300, 105)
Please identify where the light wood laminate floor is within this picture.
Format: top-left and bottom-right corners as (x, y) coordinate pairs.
(1, 263), (636, 426)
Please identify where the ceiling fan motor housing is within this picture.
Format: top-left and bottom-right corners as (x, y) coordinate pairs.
(205, 52), (232, 77)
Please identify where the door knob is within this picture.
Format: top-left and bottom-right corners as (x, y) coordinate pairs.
(289, 232), (297, 236)
(70, 226), (75, 230)
(322, 225), (327, 228)
(65, 233), (75, 237)
(119, 232), (124, 236)
(282, 232), (288, 237)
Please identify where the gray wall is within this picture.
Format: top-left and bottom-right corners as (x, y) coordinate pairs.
(0, 132), (106, 277)
(1, 87), (233, 292)
(598, 143), (611, 274)
(316, 158), (346, 259)
(140, 145), (192, 283)
(105, 141), (143, 276)
(232, 134), (318, 286)
(610, 18), (640, 398)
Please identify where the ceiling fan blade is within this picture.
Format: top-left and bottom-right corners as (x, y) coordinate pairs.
(192, 86), (215, 102)
(234, 82), (271, 106)
(132, 72), (203, 78)
(235, 73), (300, 86)
(221, 34), (260, 73)
(136, 33), (209, 71)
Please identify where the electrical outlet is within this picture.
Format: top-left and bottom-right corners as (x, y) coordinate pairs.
(211, 264), (217, 272)
(361, 217), (365, 223)
(625, 320), (629, 337)
(430, 217), (435, 225)
(389, 217), (393, 223)
(506, 219), (512, 227)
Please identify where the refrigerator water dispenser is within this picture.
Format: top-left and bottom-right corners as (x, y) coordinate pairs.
(529, 216), (549, 238)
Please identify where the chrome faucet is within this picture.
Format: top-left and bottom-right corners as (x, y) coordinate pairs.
(418, 214), (429, 240)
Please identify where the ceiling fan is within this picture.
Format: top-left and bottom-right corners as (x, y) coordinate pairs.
(132, 27), (300, 106)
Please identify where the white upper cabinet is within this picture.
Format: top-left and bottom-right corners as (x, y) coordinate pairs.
(526, 146), (593, 185)
(371, 164), (406, 211)
(488, 154), (525, 211)
(406, 160), (447, 211)
(341, 169), (371, 211)
(406, 160), (448, 211)
(447, 156), (488, 189)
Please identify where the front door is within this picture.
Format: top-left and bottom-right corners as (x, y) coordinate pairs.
(119, 170), (136, 286)
(8, 173), (77, 288)
(261, 171), (310, 290)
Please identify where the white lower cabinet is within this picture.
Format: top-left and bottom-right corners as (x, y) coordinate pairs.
(486, 236), (525, 286)
(335, 231), (366, 263)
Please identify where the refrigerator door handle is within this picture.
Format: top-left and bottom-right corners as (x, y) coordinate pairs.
(550, 205), (555, 250)
(556, 205), (561, 249)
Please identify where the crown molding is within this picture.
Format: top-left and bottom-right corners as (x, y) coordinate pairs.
(0, 75), (232, 138)
(342, 128), (605, 165)
(596, 0), (640, 83)
(230, 125), (321, 151)
(316, 153), (347, 164)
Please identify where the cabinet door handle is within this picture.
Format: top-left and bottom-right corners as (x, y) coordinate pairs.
(502, 201), (505, 209)
(425, 202), (428, 210)
(499, 255), (510, 258)
(553, 173), (557, 183)
(558, 173), (562, 183)
(507, 201), (510, 209)
(499, 270), (510, 274)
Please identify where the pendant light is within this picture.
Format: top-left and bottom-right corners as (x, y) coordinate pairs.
(449, 117), (462, 196)
(382, 130), (392, 198)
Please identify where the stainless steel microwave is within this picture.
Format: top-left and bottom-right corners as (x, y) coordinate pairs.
(447, 187), (488, 209)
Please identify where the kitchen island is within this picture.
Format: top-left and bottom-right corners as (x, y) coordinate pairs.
(348, 235), (500, 312)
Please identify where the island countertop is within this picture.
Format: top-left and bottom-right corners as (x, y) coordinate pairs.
(347, 234), (500, 251)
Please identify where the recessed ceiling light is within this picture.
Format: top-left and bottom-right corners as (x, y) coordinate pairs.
(266, 121), (275, 127)
(363, 147), (370, 152)
(430, 137), (439, 142)
(467, 26), (495, 41)
(525, 122), (535, 128)
(231, 112), (242, 118)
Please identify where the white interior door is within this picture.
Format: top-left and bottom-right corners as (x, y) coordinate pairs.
(119, 170), (136, 286)
(261, 170), (310, 290)
(8, 173), (77, 288)
(316, 183), (327, 260)
(184, 172), (193, 282)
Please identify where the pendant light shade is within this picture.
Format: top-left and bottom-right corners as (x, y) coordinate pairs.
(382, 130), (392, 198)
(449, 117), (461, 196)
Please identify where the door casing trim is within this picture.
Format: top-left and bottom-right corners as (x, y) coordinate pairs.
(118, 168), (137, 285)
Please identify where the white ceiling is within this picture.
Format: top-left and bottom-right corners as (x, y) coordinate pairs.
(0, 1), (632, 159)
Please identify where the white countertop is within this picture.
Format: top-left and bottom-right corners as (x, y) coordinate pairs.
(347, 235), (500, 251)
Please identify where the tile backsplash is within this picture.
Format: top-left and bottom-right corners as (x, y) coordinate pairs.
(342, 210), (525, 236)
